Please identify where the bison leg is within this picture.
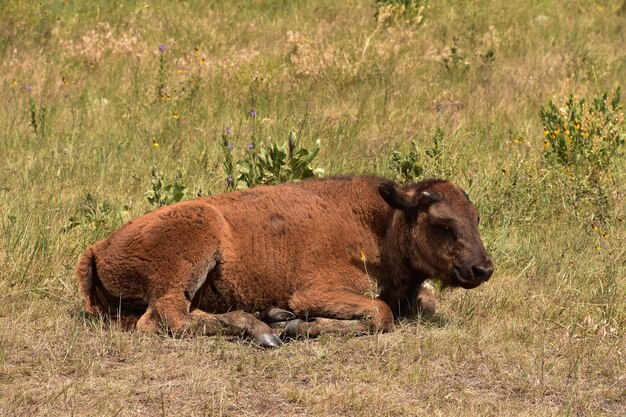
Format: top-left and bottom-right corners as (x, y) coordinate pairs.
(387, 281), (437, 318)
(187, 309), (282, 348)
(417, 282), (436, 316)
(135, 292), (282, 348)
(136, 292), (189, 334)
(281, 317), (368, 340)
(284, 287), (394, 339)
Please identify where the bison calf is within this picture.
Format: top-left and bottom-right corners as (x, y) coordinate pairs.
(77, 177), (493, 347)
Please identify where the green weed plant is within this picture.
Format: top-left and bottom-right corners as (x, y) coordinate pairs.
(541, 87), (624, 177)
(388, 128), (447, 182)
(145, 165), (188, 208)
(221, 125), (323, 191)
(62, 193), (129, 233)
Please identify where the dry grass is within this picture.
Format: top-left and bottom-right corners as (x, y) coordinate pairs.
(1, 0), (625, 415)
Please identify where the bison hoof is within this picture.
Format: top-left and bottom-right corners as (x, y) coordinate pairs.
(280, 319), (304, 342)
(280, 319), (304, 341)
(266, 308), (296, 323)
(254, 332), (283, 348)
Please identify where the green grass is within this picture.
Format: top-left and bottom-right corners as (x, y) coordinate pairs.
(1, 0), (625, 415)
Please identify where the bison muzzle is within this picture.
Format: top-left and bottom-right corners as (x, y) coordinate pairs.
(76, 177), (493, 347)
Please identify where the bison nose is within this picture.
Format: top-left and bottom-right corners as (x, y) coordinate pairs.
(472, 265), (494, 282)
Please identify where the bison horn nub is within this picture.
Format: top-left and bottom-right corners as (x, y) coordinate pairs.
(418, 191), (439, 207)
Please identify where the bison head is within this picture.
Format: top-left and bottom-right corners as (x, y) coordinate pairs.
(379, 179), (494, 289)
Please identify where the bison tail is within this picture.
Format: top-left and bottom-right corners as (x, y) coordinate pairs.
(76, 247), (109, 315)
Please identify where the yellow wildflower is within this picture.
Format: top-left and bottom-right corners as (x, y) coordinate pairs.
(602, 232), (609, 239)
(12, 79), (17, 85)
(574, 122), (581, 130)
(177, 68), (184, 75)
(543, 139), (549, 148)
(501, 168), (509, 176)
(152, 138), (160, 148)
(543, 127), (549, 136)
(582, 130), (589, 137)
(172, 112), (179, 120)
(594, 245), (601, 252)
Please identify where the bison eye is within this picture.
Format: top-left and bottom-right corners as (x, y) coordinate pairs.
(432, 222), (456, 237)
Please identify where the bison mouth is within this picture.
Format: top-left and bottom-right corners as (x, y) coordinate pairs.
(451, 266), (483, 289)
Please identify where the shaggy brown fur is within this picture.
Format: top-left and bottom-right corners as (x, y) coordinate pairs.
(76, 177), (493, 347)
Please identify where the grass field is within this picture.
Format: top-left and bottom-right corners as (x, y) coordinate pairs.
(1, 1), (625, 415)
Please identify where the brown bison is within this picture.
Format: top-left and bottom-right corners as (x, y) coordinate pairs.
(77, 176), (493, 347)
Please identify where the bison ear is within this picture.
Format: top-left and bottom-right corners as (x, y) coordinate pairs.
(378, 182), (413, 211)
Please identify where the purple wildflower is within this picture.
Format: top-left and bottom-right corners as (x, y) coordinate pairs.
(228, 142), (235, 151)
(224, 127), (231, 135)
(227, 175), (233, 184)
(159, 44), (167, 53)
(250, 109), (257, 118)
(27, 84), (33, 92)
(247, 143), (254, 150)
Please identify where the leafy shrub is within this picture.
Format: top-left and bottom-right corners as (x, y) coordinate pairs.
(221, 128), (324, 190)
(541, 87), (624, 177)
(441, 36), (469, 75)
(145, 165), (188, 207)
(540, 88), (624, 222)
(62, 193), (129, 233)
(388, 140), (423, 183)
(387, 128), (447, 182)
